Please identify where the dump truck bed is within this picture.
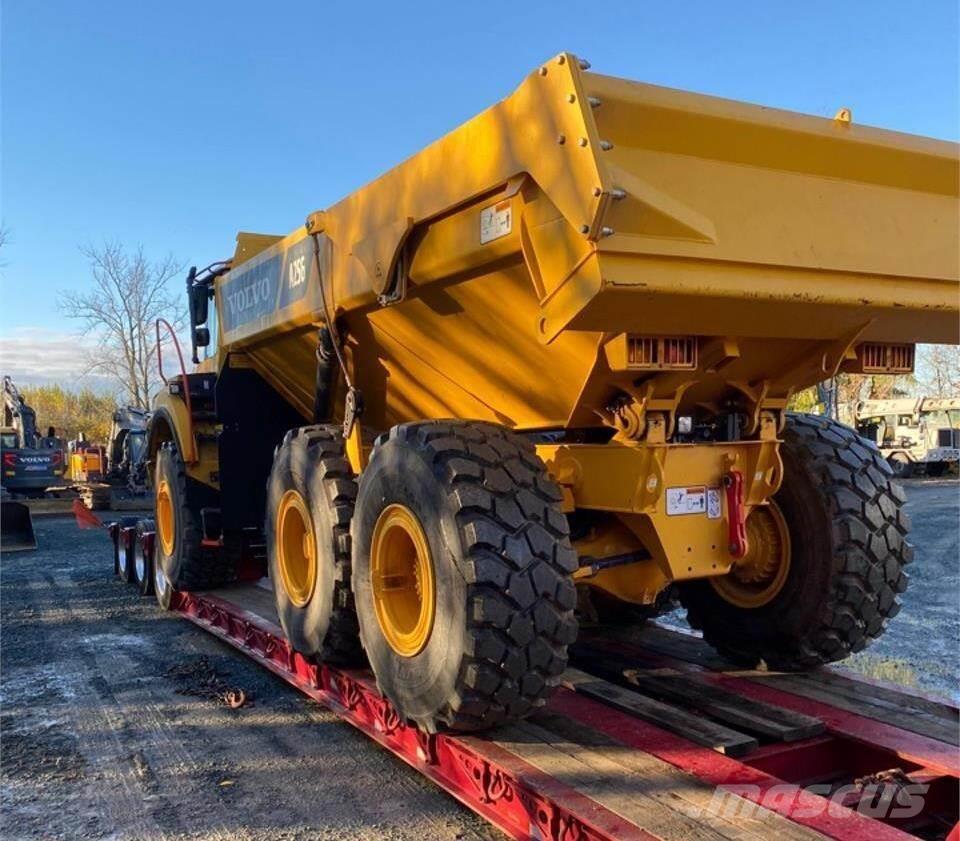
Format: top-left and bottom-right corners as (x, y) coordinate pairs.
(215, 53), (958, 430)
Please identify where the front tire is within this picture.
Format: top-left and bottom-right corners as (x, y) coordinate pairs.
(352, 421), (578, 733)
(154, 441), (232, 591)
(680, 413), (912, 670)
(154, 562), (174, 610)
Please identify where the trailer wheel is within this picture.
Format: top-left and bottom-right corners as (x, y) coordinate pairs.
(265, 426), (362, 663)
(114, 516), (138, 576)
(352, 421), (578, 733)
(120, 529), (136, 583)
(680, 413), (912, 670)
(154, 441), (231, 592)
(887, 452), (913, 478)
(134, 518), (156, 597)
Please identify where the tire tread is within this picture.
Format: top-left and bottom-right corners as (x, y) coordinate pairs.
(266, 425), (362, 663)
(373, 420), (577, 731)
(682, 413), (911, 670)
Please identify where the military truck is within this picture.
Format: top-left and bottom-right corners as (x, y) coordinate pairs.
(856, 396), (960, 476)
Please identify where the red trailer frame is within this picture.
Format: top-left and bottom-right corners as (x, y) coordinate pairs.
(114, 525), (959, 841)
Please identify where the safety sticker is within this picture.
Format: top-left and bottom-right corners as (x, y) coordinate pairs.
(480, 200), (512, 244)
(666, 486), (707, 516)
(707, 488), (722, 520)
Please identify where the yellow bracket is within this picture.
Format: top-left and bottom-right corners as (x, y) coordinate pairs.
(538, 439), (782, 581)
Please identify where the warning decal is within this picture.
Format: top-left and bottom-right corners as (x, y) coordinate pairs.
(666, 486), (707, 516)
(480, 200), (512, 244)
(707, 488), (722, 520)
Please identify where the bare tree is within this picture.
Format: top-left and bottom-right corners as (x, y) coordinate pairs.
(917, 344), (960, 397)
(59, 243), (184, 407)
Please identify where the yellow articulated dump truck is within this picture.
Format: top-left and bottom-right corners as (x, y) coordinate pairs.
(147, 53), (958, 733)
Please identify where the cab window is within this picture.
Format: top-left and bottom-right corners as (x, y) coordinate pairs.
(204, 297), (219, 360)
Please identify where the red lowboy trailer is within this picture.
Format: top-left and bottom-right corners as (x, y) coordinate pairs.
(111, 524), (959, 841)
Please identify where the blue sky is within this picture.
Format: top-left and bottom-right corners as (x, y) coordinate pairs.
(1, 1), (957, 381)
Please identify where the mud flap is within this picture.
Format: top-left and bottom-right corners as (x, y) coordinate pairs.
(1, 501), (37, 552)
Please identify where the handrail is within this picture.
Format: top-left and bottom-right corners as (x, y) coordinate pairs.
(155, 318), (198, 463)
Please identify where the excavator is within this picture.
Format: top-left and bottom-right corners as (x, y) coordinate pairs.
(1, 376), (64, 550)
(64, 406), (151, 509)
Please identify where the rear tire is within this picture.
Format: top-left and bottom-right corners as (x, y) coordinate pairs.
(352, 421), (578, 733)
(265, 426), (362, 663)
(680, 413), (912, 670)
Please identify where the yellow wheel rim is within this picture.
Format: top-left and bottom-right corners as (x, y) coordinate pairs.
(712, 502), (792, 609)
(370, 504), (436, 657)
(156, 480), (175, 557)
(276, 489), (317, 608)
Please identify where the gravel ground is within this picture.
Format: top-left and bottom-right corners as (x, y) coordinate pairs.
(837, 478), (960, 702)
(1, 478), (956, 839)
(0, 514), (504, 841)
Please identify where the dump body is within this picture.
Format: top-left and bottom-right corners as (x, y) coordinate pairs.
(213, 54), (958, 431)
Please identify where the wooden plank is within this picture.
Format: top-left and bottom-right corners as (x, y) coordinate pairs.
(784, 668), (958, 726)
(603, 624), (731, 669)
(562, 669), (758, 757)
(626, 670), (825, 742)
(205, 582), (280, 624)
(634, 623), (958, 726)
(496, 721), (748, 841)
(572, 643), (824, 743)
(587, 625), (960, 747)
(530, 712), (830, 841)
(752, 674), (959, 746)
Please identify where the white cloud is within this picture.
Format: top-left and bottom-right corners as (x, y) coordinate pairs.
(0, 327), (117, 393)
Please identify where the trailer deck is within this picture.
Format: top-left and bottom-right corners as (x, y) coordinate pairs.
(160, 576), (958, 841)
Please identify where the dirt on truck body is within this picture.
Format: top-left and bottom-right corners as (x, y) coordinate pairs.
(145, 52), (959, 736)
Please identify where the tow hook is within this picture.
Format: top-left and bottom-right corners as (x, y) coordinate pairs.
(724, 471), (749, 559)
